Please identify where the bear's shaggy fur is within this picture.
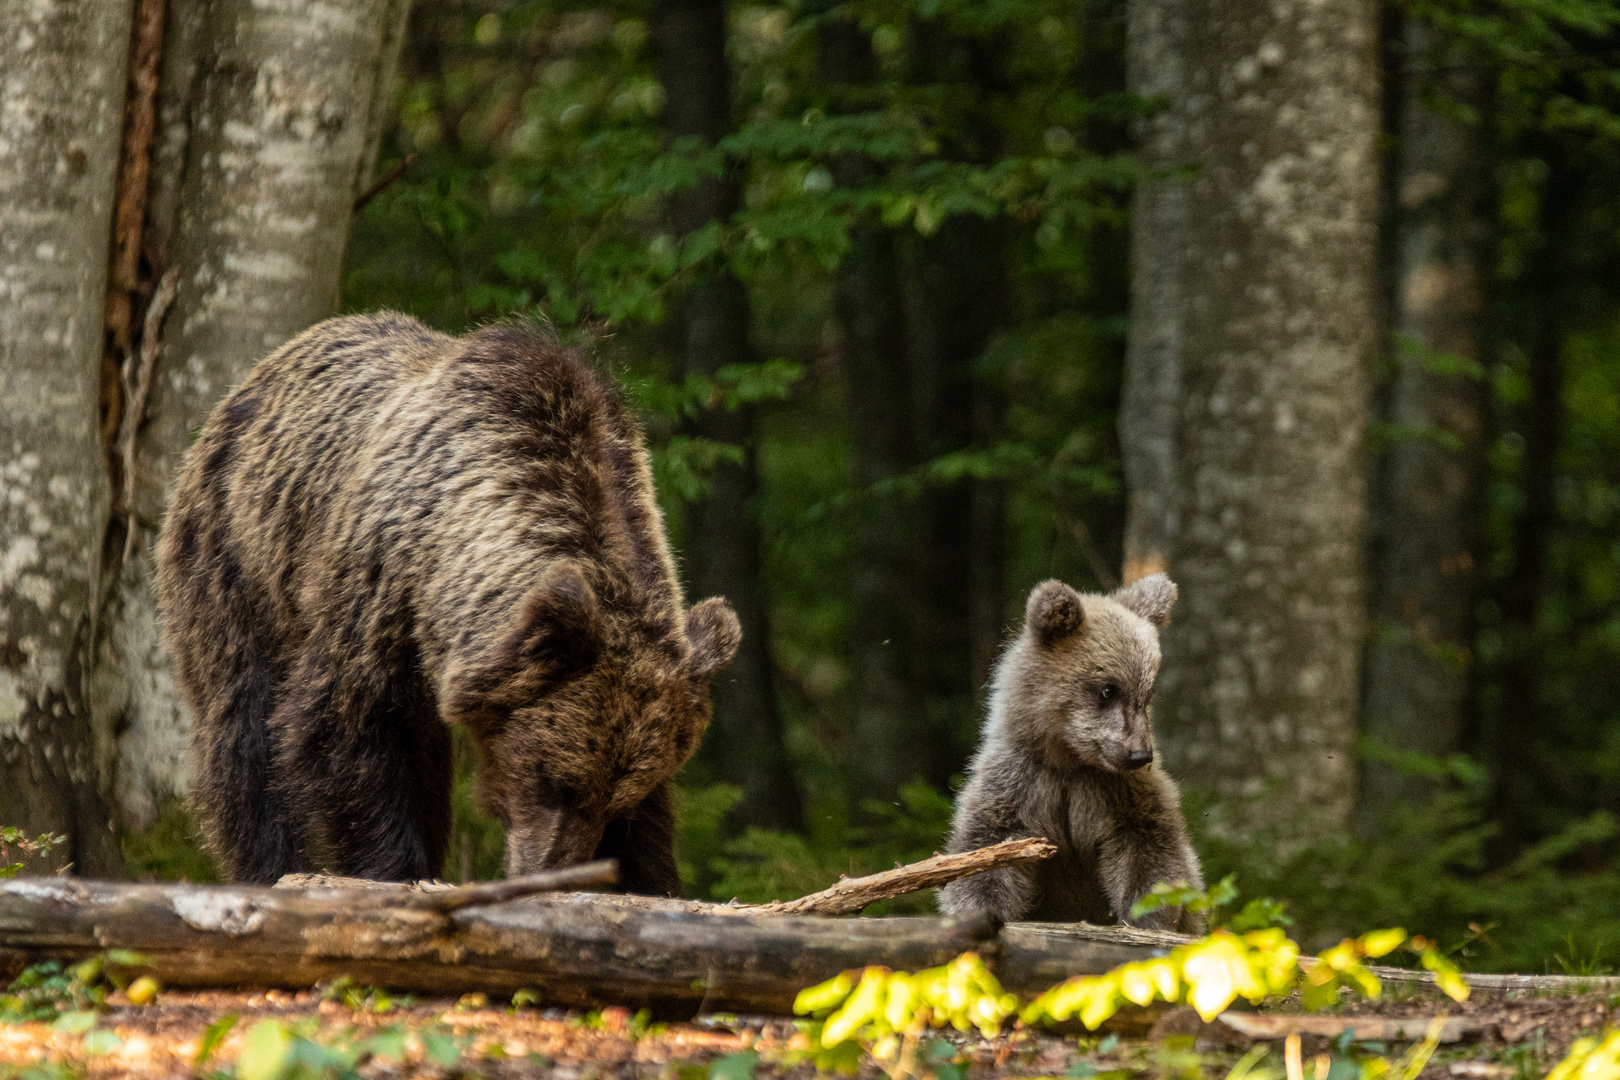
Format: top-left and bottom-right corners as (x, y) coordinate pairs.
(155, 312), (739, 892)
(938, 574), (1203, 930)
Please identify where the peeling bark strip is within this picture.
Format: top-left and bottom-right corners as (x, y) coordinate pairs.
(1132, 0), (1380, 840)
(0, 0), (133, 875)
(99, 0), (170, 495)
(97, 0), (412, 830)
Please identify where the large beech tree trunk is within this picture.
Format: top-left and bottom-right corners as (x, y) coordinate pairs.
(0, 0), (136, 876)
(1360, 21), (1490, 815)
(652, 0), (802, 831)
(1126, 0), (1380, 840)
(1120, 0), (1187, 586)
(93, 0), (411, 830)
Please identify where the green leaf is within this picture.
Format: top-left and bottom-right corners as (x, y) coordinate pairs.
(194, 1013), (238, 1068)
(360, 1027), (407, 1062)
(237, 1018), (293, 1080)
(423, 1030), (462, 1068)
(82, 1028), (123, 1055)
(52, 1011), (97, 1034)
(708, 1049), (759, 1080)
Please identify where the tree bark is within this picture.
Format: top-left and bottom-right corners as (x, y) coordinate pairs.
(903, 26), (1011, 791)
(1487, 152), (1575, 860)
(815, 10), (928, 803)
(92, 0), (412, 831)
(1120, 0), (1187, 585)
(1359, 21), (1490, 815)
(1136, 0), (1380, 841)
(0, 0), (135, 876)
(651, 0), (802, 832)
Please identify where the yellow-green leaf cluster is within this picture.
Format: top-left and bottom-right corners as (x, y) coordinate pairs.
(1021, 926), (1467, 1030)
(794, 952), (1020, 1046)
(1546, 1029), (1620, 1080)
(1023, 928), (1300, 1026)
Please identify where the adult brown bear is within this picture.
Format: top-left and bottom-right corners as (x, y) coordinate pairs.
(156, 312), (739, 893)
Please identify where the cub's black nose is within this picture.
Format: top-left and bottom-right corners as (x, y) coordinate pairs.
(1125, 749), (1153, 770)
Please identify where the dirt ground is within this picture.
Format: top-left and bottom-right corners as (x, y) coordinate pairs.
(0, 979), (1612, 1080)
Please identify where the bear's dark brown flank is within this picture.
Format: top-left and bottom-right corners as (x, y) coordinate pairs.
(156, 312), (738, 888)
(938, 575), (1204, 930)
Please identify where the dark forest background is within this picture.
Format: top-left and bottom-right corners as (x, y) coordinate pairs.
(304, 0), (1620, 972)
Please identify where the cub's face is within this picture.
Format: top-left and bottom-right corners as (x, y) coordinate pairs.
(445, 564), (740, 877)
(1016, 575), (1177, 775)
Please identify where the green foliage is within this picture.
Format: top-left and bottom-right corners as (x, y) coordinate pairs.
(319, 977), (411, 1014)
(231, 1017), (464, 1080)
(1129, 874), (1293, 931)
(1193, 752), (1620, 972)
(118, 798), (219, 883)
(0, 952), (151, 1025)
(0, 830), (65, 880)
(679, 778), (954, 911)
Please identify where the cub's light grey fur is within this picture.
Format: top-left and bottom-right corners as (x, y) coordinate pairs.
(938, 574), (1203, 930)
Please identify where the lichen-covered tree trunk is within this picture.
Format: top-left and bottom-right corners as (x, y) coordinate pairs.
(94, 0), (412, 830)
(0, 0), (135, 875)
(651, 0), (803, 831)
(1360, 22), (1490, 815)
(1120, 0), (1186, 586)
(1134, 0), (1380, 841)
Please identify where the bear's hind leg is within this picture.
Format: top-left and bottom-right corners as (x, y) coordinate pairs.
(190, 655), (308, 885)
(271, 661), (436, 882)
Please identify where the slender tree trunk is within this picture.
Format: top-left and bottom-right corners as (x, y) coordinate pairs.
(651, 0), (802, 831)
(93, 0), (412, 831)
(1121, 0), (1187, 588)
(904, 26), (1011, 789)
(908, 213), (1009, 784)
(817, 13), (928, 803)
(0, 0), (135, 875)
(1488, 154), (1574, 860)
(1134, 0), (1380, 842)
(1360, 22), (1490, 816)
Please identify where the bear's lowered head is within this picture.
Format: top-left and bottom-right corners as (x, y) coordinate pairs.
(444, 562), (740, 877)
(993, 573), (1178, 777)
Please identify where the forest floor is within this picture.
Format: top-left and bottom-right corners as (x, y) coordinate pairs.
(0, 980), (1612, 1080)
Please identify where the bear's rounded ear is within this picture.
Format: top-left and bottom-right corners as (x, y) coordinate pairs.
(510, 563), (603, 674)
(686, 597), (742, 680)
(1026, 579), (1084, 648)
(1112, 572), (1178, 628)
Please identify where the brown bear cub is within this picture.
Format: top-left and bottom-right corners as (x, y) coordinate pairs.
(155, 312), (740, 894)
(938, 574), (1203, 930)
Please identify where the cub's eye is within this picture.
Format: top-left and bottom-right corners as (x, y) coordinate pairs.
(1099, 683), (1119, 702)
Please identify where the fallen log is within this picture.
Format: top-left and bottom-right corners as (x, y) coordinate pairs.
(0, 877), (1159, 1015)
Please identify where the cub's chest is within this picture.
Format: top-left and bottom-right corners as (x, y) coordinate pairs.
(1020, 774), (1127, 923)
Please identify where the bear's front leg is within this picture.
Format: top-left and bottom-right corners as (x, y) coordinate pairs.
(1097, 823), (1203, 932)
(939, 791), (1039, 921)
(595, 782), (681, 897)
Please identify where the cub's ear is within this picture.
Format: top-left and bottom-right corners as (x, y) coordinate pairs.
(1026, 579), (1084, 648)
(686, 598), (742, 680)
(506, 562), (603, 675)
(1112, 572), (1178, 628)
